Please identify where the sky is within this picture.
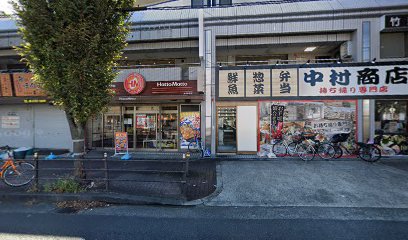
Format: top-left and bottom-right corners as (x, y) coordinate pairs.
(0, 0), (14, 14)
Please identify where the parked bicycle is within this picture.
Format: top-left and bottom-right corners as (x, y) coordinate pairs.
(0, 146), (35, 187)
(296, 133), (336, 161)
(330, 133), (381, 162)
(272, 134), (302, 157)
(188, 132), (210, 158)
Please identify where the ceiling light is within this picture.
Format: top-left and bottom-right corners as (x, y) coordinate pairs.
(304, 47), (317, 52)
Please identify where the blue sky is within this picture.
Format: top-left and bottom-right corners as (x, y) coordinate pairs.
(0, 0), (13, 14)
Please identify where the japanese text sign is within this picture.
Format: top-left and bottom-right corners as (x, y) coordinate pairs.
(382, 14), (408, 31)
(219, 70), (245, 97)
(12, 73), (46, 97)
(245, 69), (271, 97)
(272, 69), (298, 97)
(299, 65), (408, 97)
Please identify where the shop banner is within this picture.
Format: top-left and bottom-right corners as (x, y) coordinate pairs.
(218, 70), (245, 98)
(299, 65), (408, 97)
(272, 69), (298, 97)
(245, 69), (271, 97)
(114, 132), (128, 154)
(217, 63), (408, 99)
(12, 73), (46, 97)
(0, 74), (13, 97)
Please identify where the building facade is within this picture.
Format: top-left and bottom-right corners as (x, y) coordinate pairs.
(0, 0), (408, 155)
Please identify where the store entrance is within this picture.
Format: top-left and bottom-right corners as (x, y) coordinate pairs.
(124, 105), (178, 151)
(217, 107), (237, 153)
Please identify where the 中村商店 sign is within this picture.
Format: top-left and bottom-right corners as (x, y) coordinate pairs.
(217, 63), (408, 99)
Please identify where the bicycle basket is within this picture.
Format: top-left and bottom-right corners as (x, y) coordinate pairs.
(291, 135), (302, 142)
(302, 132), (316, 140)
(330, 133), (350, 143)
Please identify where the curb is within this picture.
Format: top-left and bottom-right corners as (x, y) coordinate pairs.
(184, 162), (224, 206)
(0, 192), (186, 206)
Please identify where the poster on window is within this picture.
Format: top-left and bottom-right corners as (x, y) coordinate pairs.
(179, 112), (200, 149)
(258, 100), (357, 157)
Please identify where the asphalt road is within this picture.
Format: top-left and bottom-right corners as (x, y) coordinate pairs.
(0, 203), (407, 240)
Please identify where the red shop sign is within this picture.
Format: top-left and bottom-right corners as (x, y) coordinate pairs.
(123, 73), (146, 95)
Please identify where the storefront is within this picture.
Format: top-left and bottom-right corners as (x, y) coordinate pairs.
(0, 72), (72, 150)
(216, 62), (408, 156)
(89, 71), (203, 151)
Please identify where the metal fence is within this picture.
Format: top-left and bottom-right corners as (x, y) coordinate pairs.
(24, 154), (190, 199)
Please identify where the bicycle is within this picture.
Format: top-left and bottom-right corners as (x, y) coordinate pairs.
(0, 146), (35, 187)
(272, 135), (303, 157)
(296, 133), (336, 161)
(188, 133), (210, 158)
(330, 133), (381, 162)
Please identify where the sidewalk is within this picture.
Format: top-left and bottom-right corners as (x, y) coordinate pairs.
(205, 158), (408, 208)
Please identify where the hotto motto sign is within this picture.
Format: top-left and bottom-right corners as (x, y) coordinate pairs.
(124, 73), (146, 95)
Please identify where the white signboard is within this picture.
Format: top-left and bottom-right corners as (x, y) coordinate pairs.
(1, 116), (20, 129)
(299, 65), (408, 97)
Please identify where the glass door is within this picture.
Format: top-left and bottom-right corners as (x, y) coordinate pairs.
(134, 106), (159, 150)
(103, 114), (121, 148)
(159, 106), (178, 150)
(135, 113), (158, 149)
(217, 107), (237, 152)
(123, 106), (135, 149)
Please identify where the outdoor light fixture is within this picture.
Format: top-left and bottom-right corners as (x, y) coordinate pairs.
(371, 58), (376, 64)
(304, 47), (317, 52)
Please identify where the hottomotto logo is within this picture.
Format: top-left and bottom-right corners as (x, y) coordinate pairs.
(156, 81), (188, 87)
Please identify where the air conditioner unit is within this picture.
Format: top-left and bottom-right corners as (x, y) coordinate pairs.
(340, 41), (353, 59)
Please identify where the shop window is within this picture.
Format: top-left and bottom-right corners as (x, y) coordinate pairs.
(258, 101), (357, 156)
(375, 100), (407, 135)
(380, 32), (408, 58)
(375, 100), (408, 155)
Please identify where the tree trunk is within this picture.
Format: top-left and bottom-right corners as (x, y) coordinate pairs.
(65, 111), (86, 180)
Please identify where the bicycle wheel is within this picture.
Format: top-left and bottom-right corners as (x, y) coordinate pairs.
(359, 145), (381, 162)
(297, 143), (315, 161)
(3, 162), (35, 187)
(287, 142), (298, 157)
(272, 141), (287, 157)
(332, 145), (343, 159)
(317, 143), (336, 160)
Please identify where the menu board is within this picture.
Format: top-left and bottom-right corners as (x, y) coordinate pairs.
(114, 132), (128, 154)
(12, 73), (46, 97)
(0, 73), (13, 97)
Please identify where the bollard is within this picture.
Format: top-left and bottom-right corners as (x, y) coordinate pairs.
(34, 152), (39, 189)
(103, 152), (109, 191)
